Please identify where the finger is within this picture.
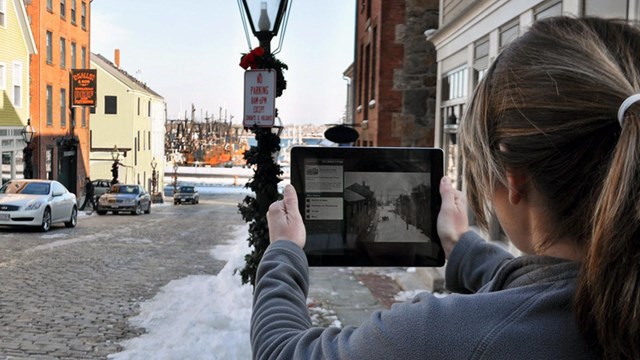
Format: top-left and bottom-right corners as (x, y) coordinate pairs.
(267, 200), (285, 221)
(439, 177), (456, 208)
(283, 184), (299, 214)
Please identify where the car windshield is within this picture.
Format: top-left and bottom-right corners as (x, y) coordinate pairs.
(0, 181), (51, 195)
(111, 185), (139, 194)
(180, 187), (194, 193)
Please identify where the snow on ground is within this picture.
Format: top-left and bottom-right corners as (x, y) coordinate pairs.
(104, 184), (419, 359)
(108, 225), (254, 360)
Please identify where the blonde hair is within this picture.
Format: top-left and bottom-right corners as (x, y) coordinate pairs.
(460, 17), (640, 359)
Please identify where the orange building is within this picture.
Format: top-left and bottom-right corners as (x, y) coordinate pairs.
(26, 0), (91, 195)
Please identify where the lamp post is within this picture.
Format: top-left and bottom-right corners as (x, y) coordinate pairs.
(21, 119), (36, 179)
(172, 160), (179, 194)
(238, 0), (291, 286)
(150, 158), (158, 194)
(110, 145), (120, 185)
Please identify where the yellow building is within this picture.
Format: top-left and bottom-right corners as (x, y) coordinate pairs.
(89, 52), (165, 193)
(0, 0), (36, 180)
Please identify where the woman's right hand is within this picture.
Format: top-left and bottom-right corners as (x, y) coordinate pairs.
(437, 176), (469, 258)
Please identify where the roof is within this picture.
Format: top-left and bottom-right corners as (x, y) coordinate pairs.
(90, 53), (164, 99)
(13, 0), (37, 54)
(344, 189), (365, 203)
(345, 182), (374, 199)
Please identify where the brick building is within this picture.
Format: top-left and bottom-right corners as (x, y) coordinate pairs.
(352, 0), (439, 147)
(26, 0), (91, 195)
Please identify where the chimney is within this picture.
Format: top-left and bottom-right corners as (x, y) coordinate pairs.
(114, 49), (120, 68)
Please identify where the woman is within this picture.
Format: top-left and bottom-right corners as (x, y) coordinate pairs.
(252, 17), (639, 359)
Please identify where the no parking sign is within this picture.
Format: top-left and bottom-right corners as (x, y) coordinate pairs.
(243, 69), (276, 127)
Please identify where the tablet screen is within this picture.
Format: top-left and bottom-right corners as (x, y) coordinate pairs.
(290, 147), (445, 267)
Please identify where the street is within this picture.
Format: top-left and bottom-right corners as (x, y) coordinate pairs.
(0, 192), (247, 359)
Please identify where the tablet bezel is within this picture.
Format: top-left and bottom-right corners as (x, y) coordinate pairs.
(290, 146), (445, 267)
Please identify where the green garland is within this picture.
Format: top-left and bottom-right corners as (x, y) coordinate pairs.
(237, 126), (283, 287)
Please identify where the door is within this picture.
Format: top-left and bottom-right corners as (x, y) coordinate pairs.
(58, 146), (78, 196)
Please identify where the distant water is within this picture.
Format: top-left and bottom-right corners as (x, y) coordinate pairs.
(247, 138), (322, 147)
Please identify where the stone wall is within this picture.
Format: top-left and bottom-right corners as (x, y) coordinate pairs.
(393, 0), (439, 147)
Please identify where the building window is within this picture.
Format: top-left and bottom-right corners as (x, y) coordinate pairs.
(499, 20), (519, 50)
(71, 0), (76, 24)
(46, 85), (53, 125)
(81, 46), (86, 68)
(12, 62), (22, 108)
(442, 67), (469, 102)
(81, 1), (86, 29)
(60, 0), (66, 18)
(60, 89), (67, 127)
(46, 0), (52, 12)
(0, 0), (6, 27)
(535, 1), (562, 20)
(137, 97), (141, 115)
(60, 37), (66, 68)
(148, 131), (151, 150)
(148, 101), (151, 117)
(357, 44), (364, 107)
(370, 26), (377, 102)
(104, 95), (117, 114)
(71, 42), (76, 69)
(46, 31), (53, 64)
(0, 63), (5, 90)
(474, 38), (489, 61)
(583, 0), (627, 18)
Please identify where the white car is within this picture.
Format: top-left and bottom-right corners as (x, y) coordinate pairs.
(0, 179), (78, 232)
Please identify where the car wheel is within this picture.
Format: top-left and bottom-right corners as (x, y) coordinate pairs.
(97, 210), (107, 215)
(144, 203), (151, 214)
(134, 203), (142, 215)
(196, 198), (199, 204)
(65, 206), (78, 228)
(40, 207), (52, 232)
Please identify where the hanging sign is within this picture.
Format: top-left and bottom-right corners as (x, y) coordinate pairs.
(243, 69), (276, 127)
(70, 69), (97, 107)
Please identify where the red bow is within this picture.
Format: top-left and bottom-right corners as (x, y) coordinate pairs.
(239, 47), (266, 70)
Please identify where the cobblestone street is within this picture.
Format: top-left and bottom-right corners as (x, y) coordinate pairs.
(0, 193), (246, 359)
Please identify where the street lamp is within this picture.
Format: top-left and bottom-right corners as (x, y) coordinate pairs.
(21, 119), (36, 179)
(172, 159), (179, 194)
(238, 0), (291, 287)
(239, 0), (290, 53)
(110, 145), (120, 185)
(150, 157), (163, 203)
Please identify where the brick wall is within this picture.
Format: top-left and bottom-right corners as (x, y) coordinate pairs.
(354, 0), (439, 147)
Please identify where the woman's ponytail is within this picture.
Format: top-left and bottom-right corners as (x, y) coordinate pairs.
(575, 109), (640, 359)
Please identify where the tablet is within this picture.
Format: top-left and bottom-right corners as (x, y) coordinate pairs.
(290, 146), (445, 267)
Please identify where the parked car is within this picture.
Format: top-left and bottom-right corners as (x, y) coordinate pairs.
(0, 179), (78, 232)
(96, 184), (151, 215)
(173, 186), (199, 205)
(91, 179), (113, 200)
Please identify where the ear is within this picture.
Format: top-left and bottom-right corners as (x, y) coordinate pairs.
(505, 169), (527, 205)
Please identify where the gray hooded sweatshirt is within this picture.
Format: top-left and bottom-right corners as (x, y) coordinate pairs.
(251, 231), (599, 359)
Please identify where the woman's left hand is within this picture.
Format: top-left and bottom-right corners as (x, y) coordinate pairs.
(267, 184), (306, 248)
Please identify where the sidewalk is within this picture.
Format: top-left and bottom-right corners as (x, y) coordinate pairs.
(307, 266), (445, 327)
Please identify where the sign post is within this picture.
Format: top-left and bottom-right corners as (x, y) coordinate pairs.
(243, 69), (276, 127)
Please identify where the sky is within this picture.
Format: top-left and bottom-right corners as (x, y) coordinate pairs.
(91, 1), (356, 126)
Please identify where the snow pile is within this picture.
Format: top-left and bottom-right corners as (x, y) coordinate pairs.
(109, 226), (253, 360)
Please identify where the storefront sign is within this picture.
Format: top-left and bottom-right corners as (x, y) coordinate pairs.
(70, 69), (97, 107)
(243, 69), (276, 127)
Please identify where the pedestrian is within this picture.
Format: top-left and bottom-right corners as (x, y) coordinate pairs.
(80, 177), (95, 211)
(251, 17), (640, 360)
